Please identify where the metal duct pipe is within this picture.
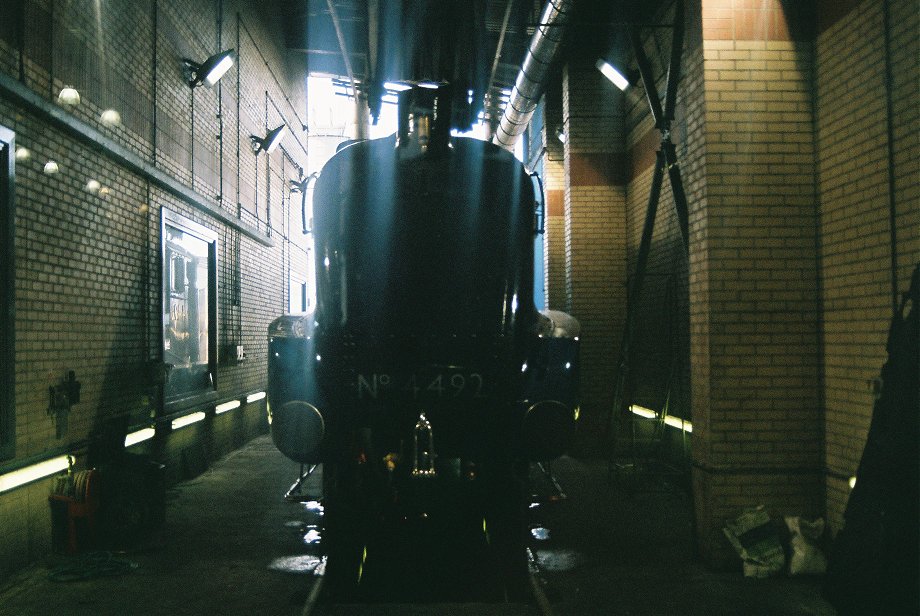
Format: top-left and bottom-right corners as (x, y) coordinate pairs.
(492, 0), (572, 150)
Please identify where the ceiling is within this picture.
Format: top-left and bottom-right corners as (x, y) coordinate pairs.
(276, 0), (664, 129)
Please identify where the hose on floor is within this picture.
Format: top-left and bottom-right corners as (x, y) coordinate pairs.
(48, 551), (138, 583)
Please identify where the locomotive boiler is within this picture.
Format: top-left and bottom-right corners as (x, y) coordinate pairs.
(267, 86), (579, 600)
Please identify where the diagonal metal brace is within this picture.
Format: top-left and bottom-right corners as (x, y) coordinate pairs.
(608, 0), (689, 450)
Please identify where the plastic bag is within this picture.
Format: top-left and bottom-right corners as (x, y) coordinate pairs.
(786, 516), (827, 576)
(723, 506), (785, 578)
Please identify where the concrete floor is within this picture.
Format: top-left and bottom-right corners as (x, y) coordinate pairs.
(0, 435), (837, 615)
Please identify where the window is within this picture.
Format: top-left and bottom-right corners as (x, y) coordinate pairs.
(162, 210), (217, 410)
(0, 125), (14, 460)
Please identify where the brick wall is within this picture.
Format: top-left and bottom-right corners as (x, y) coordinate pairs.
(816, 0), (919, 532)
(562, 62), (628, 453)
(0, 0), (309, 578)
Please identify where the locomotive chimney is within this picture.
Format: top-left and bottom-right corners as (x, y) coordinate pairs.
(397, 85), (451, 155)
(412, 411), (436, 477)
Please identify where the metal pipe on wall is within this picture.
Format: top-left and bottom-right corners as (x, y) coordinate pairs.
(492, 0), (573, 150)
(882, 0), (899, 315)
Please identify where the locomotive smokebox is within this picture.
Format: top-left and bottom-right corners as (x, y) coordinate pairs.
(520, 310), (581, 460)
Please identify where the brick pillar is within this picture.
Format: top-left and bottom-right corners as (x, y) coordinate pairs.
(692, 0), (822, 567)
(542, 80), (567, 310)
(562, 62), (628, 453)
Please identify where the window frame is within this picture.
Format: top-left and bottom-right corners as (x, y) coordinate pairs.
(161, 209), (218, 412)
(0, 125), (15, 460)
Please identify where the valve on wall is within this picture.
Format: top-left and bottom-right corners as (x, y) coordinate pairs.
(48, 371), (81, 439)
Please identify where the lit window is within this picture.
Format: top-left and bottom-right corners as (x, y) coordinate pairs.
(162, 210), (218, 409)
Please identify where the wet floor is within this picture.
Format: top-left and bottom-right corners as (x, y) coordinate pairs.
(0, 436), (836, 615)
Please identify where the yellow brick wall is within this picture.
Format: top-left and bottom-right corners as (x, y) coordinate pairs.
(562, 63), (628, 452)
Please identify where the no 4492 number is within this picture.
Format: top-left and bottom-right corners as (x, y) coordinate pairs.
(355, 372), (485, 400)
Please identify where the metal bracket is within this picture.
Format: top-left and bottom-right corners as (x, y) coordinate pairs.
(609, 0), (690, 452)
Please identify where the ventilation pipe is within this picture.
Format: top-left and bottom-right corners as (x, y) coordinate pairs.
(492, 0), (573, 150)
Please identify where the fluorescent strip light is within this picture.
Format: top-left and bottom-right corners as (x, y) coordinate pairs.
(172, 411), (206, 430)
(246, 391), (266, 403)
(664, 415), (693, 433)
(383, 81), (411, 92)
(596, 59), (630, 91)
(124, 427), (156, 447)
(629, 405), (657, 419)
(629, 405), (693, 433)
(0, 455), (72, 493)
(215, 400), (242, 414)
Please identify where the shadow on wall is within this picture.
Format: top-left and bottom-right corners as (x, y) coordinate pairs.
(80, 300), (167, 550)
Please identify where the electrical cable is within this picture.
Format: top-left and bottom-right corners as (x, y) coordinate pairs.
(47, 551), (138, 583)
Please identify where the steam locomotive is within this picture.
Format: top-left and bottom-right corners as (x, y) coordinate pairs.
(267, 87), (579, 600)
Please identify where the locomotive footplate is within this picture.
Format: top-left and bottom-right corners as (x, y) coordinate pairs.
(327, 457), (531, 605)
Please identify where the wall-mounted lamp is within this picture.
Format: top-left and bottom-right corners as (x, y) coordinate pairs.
(556, 125), (566, 144)
(250, 124), (286, 154)
(100, 109), (121, 126)
(43, 160), (60, 175)
(14, 147), (30, 161)
(596, 58), (633, 91)
(182, 49), (235, 88)
(58, 85), (81, 105)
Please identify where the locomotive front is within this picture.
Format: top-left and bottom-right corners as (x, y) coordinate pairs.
(267, 87), (579, 598)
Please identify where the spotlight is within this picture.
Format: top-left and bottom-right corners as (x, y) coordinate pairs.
(58, 86), (81, 105)
(182, 49), (234, 88)
(383, 81), (412, 92)
(596, 58), (632, 91)
(250, 125), (286, 154)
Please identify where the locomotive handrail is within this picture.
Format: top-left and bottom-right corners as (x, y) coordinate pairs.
(289, 172), (319, 235)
